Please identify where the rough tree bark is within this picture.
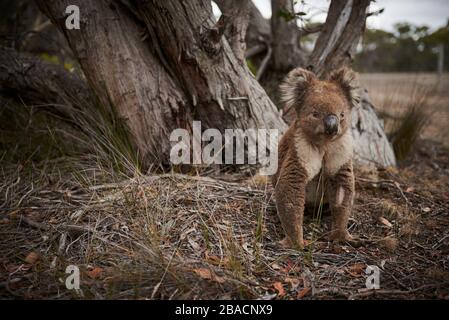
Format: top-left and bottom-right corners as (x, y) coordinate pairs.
(247, 0), (271, 44)
(233, 0), (271, 57)
(308, 0), (371, 77)
(36, 0), (191, 164)
(213, 0), (250, 62)
(129, 0), (286, 134)
(351, 89), (396, 167)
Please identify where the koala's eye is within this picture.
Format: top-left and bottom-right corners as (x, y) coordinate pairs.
(312, 111), (320, 118)
(340, 112), (345, 118)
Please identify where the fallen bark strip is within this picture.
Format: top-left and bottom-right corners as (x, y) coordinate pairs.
(20, 214), (95, 234)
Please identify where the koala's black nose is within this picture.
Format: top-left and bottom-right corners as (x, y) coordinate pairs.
(324, 114), (338, 136)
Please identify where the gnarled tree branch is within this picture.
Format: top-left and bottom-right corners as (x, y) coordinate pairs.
(214, 0), (250, 62)
(308, 0), (371, 77)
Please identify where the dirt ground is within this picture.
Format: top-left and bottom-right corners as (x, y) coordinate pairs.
(0, 73), (448, 300)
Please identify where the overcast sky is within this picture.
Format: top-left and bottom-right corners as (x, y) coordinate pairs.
(243, 0), (449, 32)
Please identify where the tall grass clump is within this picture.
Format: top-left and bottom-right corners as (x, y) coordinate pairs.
(388, 85), (433, 162)
(0, 93), (142, 183)
(72, 96), (142, 179)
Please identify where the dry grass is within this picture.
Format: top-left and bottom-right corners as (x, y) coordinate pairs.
(1, 145), (448, 299)
(390, 98), (431, 162)
(359, 73), (449, 147)
(1, 73), (449, 300)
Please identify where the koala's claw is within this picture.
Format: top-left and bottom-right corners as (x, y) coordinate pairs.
(330, 232), (362, 247)
(278, 236), (306, 250)
(278, 237), (291, 249)
(345, 237), (362, 248)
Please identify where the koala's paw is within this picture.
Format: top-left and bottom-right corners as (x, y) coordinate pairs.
(330, 231), (362, 247)
(278, 236), (305, 250)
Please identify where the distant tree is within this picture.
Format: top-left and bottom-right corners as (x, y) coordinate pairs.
(355, 21), (449, 72)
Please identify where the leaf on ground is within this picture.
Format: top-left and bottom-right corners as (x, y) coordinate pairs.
(273, 282), (286, 297)
(258, 293), (277, 300)
(284, 259), (301, 273)
(24, 251), (40, 265)
(194, 268), (212, 279)
(331, 245), (345, 254)
(380, 236), (398, 252)
(213, 275), (226, 284)
(347, 263), (366, 277)
(205, 253), (229, 266)
(297, 287), (311, 299)
(193, 268), (225, 284)
(379, 216), (393, 228)
(275, 259), (302, 274)
(86, 267), (104, 279)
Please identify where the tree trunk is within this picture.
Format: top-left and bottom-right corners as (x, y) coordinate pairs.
(308, 0), (371, 77)
(214, 0), (269, 60)
(129, 0), (286, 132)
(36, 0), (286, 165)
(36, 0), (191, 164)
(213, 0), (250, 62)
(352, 89), (396, 167)
(270, 0), (303, 71)
(240, 0), (271, 57)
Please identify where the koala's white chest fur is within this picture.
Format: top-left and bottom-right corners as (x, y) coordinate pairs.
(323, 132), (353, 176)
(294, 131), (353, 182)
(294, 132), (324, 182)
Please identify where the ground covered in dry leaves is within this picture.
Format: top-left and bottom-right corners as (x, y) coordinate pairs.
(1, 139), (448, 300)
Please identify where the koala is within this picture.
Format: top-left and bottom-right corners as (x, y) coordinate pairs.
(272, 67), (359, 249)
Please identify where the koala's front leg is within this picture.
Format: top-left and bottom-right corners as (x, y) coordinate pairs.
(274, 158), (308, 249)
(326, 160), (355, 242)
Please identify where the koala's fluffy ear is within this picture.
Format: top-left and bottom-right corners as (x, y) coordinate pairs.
(328, 67), (360, 108)
(279, 68), (317, 112)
